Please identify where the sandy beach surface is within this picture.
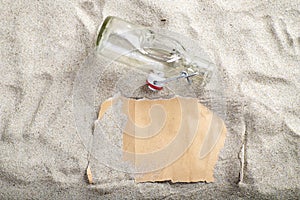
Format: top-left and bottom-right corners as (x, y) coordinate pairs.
(0, 0), (299, 199)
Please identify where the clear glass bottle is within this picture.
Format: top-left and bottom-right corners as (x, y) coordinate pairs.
(96, 16), (214, 91)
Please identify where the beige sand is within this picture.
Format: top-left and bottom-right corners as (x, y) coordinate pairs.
(0, 0), (299, 199)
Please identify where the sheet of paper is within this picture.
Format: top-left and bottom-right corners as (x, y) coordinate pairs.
(98, 96), (227, 183)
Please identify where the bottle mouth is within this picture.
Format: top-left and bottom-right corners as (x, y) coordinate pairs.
(146, 73), (165, 91)
(146, 80), (163, 91)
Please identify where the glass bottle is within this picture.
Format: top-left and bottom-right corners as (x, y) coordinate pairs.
(96, 16), (214, 91)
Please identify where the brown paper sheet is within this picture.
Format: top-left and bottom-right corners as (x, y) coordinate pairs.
(98, 96), (227, 183)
